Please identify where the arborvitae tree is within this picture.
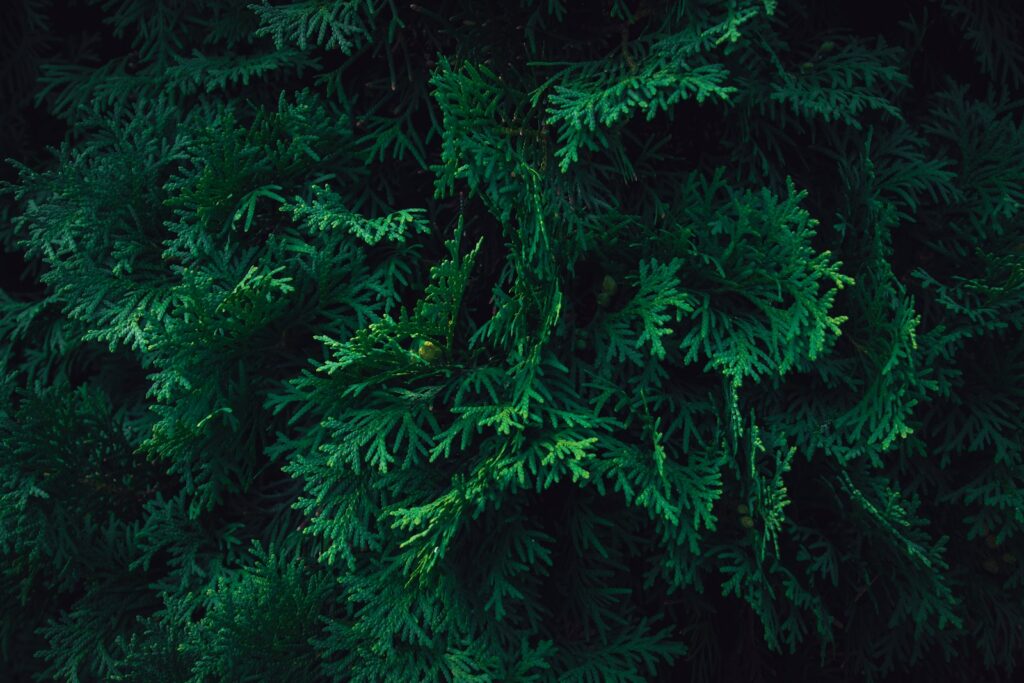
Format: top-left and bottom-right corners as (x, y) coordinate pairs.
(2, 0), (1023, 681)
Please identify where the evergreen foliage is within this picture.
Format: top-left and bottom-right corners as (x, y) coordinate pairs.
(2, 0), (1023, 680)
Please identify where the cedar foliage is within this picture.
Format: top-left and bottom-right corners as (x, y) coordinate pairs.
(1, 0), (1023, 681)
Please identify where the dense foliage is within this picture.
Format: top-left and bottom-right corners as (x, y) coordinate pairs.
(2, 0), (1023, 680)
